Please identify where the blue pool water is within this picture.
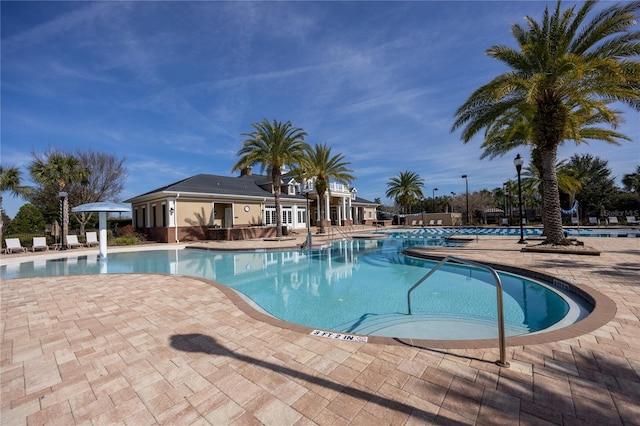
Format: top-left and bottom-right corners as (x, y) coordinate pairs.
(1, 237), (581, 340)
(384, 226), (639, 238)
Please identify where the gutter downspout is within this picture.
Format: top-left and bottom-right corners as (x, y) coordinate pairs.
(175, 193), (180, 243)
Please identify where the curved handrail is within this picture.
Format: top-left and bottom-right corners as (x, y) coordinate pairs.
(407, 255), (510, 367)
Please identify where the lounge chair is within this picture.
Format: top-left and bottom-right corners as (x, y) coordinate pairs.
(588, 217), (598, 225)
(66, 235), (84, 249)
(501, 218), (509, 226)
(32, 237), (49, 252)
(626, 216), (639, 225)
(608, 217), (619, 225)
(418, 220), (423, 226)
(85, 231), (99, 247)
(5, 238), (27, 254)
(571, 217), (579, 226)
(411, 220), (417, 227)
(428, 219), (435, 226)
(436, 219), (443, 226)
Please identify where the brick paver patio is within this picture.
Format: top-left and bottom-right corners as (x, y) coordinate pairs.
(1, 231), (639, 425)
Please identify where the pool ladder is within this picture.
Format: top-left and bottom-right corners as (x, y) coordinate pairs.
(407, 255), (510, 368)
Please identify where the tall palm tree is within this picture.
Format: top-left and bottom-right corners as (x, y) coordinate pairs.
(232, 119), (308, 238)
(29, 152), (91, 243)
(297, 143), (355, 234)
(385, 171), (425, 220)
(452, 0), (639, 245)
(0, 165), (30, 235)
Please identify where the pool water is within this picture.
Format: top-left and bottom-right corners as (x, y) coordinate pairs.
(382, 227), (639, 238)
(1, 237), (582, 340)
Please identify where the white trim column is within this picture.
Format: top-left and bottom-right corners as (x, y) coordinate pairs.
(348, 197), (353, 221)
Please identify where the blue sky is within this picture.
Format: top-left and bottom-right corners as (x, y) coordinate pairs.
(2, 1), (638, 218)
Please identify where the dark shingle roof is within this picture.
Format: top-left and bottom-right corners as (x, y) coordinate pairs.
(126, 173), (300, 201)
(126, 173), (377, 204)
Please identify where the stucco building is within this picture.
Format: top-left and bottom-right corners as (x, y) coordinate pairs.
(125, 168), (378, 242)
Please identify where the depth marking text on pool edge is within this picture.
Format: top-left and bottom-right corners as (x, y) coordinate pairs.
(311, 330), (368, 343)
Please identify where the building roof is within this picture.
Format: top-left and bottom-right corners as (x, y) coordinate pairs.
(125, 173), (377, 205)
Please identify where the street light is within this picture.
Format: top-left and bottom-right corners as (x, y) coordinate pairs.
(513, 154), (527, 244)
(461, 175), (469, 225)
(58, 191), (68, 250)
(432, 188), (438, 212)
(503, 183), (509, 226)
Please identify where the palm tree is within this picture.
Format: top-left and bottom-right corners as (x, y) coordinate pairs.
(29, 152), (91, 244)
(385, 171), (425, 222)
(0, 165), (30, 235)
(452, 0), (640, 245)
(232, 119), (308, 238)
(297, 143), (355, 234)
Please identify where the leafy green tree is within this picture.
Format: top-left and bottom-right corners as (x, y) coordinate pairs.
(1, 165), (30, 236)
(29, 150), (91, 241)
(452, 0), (640, 245)
(6, 203), (46, 234)
(232, 119), (309, 238)
(296, 143), (354, 234)
(568, 153), (617, 218)
(385, 171), (425, 220)
(622, 166), (640, 201)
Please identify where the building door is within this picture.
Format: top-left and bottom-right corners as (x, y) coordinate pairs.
(224, 207), (233, 228)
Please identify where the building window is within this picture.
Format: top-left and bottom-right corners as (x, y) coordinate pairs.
(297, 208), (306, 224)
(152, 205), (157, 227)
(265, 205), (276, 226)
(162, 204), (167, 227)
(282, 208), (292, 225)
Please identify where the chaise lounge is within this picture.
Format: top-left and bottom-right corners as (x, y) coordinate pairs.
(66, 235), (84, 249)
(85, 231), (99, 247)
(32, 237), (49, 252)
(4, 238), (27, 254)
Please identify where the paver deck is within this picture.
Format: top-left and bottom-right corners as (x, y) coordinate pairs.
(1, 229), (639, 425)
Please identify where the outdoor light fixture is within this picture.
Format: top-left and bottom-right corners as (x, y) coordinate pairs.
(432, 188), (438, 212)
(461, 175), (469, 225)
(169, 207), (174, 215)
(513, 154), (527, 244)
(58, 191), (68, 250)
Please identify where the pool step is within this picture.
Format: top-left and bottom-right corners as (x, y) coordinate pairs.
(332, 313), (530, 340)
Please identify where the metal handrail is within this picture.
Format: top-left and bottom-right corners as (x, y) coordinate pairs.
(406, 255), (510, 367)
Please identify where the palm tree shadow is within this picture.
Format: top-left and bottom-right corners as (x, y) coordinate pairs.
(170, 333), (468, 425)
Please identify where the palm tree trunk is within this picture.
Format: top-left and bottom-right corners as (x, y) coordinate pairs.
(273, 169), (283, 238)
(540, 146), (567, 244)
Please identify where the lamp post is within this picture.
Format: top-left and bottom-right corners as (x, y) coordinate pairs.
(461, 175), (469, 225)
(432, 188), (438, 213)
(503, 183), (509, 226)
(513, 154), (527, 244)
(58, 191), (68, 250)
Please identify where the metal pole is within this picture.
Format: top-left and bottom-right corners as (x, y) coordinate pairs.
(515, 156), (527, 244)
(59, 191), (68, 250)
(461, 175), (469, 225)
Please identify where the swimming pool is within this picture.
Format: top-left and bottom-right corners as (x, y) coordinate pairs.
(1, 237), (589, 340)
(383, 226), (639, 238)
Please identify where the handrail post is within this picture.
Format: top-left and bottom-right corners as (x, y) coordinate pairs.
(406, 255), (510, 367)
